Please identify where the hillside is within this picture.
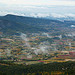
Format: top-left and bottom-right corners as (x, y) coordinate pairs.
(0, 16), (47, 34)
(0, 14), (75, 34)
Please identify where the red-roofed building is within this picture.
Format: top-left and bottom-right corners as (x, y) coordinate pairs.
(69, 52), (75, 55)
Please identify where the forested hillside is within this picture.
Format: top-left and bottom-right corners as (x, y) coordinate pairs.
(0, 14), (75, 34)
(0, 61), (75, 75)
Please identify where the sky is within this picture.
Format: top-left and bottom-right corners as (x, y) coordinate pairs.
(0, 0), (75, 17)
(0, 0), (75, 6)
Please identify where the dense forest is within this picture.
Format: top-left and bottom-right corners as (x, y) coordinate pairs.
(0, 61), (75, 75)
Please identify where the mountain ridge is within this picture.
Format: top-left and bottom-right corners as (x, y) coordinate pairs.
(0, 14), (75, 34)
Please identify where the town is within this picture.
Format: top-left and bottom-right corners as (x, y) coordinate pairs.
(0, 31), (75, 65)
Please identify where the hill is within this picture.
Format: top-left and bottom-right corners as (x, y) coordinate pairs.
(0, 14), (75, 34)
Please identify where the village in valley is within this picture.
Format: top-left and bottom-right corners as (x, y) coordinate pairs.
(0, 31), (75, 65)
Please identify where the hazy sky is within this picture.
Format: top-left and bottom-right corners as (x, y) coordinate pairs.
(0, 0), (75, 6)
(0, 0), (75, 16)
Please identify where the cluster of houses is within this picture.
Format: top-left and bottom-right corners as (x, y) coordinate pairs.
(0, 32), (75, 64)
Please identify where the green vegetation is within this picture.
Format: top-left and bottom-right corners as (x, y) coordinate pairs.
(0, 61), (75, 75)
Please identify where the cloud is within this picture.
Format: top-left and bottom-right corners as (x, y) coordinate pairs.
(0, 10), (75, 19)
(29, 13), (50, 17)
(66, 14), (75, 17)
(28, 13), (75, 19)
(27, 13), (75, 18)
(0, 5), (75, 19)
(0, 11), (25, 16)
(51, 13), (66, 18)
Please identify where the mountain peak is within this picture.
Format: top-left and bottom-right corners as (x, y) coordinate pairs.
(4, 14), (17, 17)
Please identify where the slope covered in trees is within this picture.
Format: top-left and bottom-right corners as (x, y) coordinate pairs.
(0, 61), (75, 75)
(0, 14), (75, 34)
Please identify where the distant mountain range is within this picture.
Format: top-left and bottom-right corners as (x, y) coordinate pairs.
(27, 13), (75, 21)
(44, 16), (75, 21)
(0, 14), (75, 35)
